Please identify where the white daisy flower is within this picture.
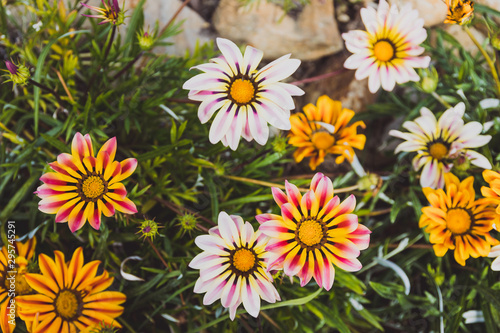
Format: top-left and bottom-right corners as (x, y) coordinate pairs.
(389, 102), (492, 189)
(183, 38), (304, 150)
(189, 211), (280, 320)
(342, 0), (431, 93)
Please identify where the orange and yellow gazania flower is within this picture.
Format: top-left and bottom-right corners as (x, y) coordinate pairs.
(444, 0), (474, 25)
(256, 173), (371, 290)
(420, 173), (499, 266)
(288, 95), (366, 170)
(481, 170), (500, 214)
(17, 247), (125, 332)
(36, 132), (138, 232)
(0, 237), (37, 333)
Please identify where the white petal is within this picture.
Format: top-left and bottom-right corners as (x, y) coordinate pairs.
(218, 211), (241, 247)
(198, 94), (229, 123)
(209, 103), (237, 144)
(465, 150), (492, 169)
(247, 106), (269, 145)
(242, 45), (264, 75)
(216, 37), (244, 75)
(254, 101), (290, 130)
(183, 73), (226, 91)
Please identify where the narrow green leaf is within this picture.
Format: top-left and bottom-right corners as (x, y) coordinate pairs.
(0, 173), (39, 222)
(40, 133), (69, 153)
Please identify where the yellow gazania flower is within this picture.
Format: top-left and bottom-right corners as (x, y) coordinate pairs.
(419, 173), (499, 266)
(288, 95), (366, 170)
(36, 132), (138, 232)
(0, 237), (37, 333)
(17, 247), (126, 332)
(444, 0), (474, 25)
(481, 170), (500, 214)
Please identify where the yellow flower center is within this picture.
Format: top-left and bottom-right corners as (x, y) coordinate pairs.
(232, 248), (256, 272)
(229, 79), (255, 105)
(429, 142), (449, 160)
(82, 176), (105, 199)
(298, 219), (323, 247)
(446, 208), (472, 235)
(373, 40), (394, 62)
(55, 290), (80, 320)
(311, 132), (335, 150)
(15, 273), (32, 295)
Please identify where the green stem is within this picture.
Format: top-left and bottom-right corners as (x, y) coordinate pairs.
(431, 91), (452, 109)
(464, 25), (500, 97)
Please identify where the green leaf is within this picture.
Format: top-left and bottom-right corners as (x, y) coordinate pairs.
(0, 173), (39, 222)
(33, 29), (90, 136)
(40, 133), (70, 153)
(369, 281), (405, 300)
(188, 288), (323, 333)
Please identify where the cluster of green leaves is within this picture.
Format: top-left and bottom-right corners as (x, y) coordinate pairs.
(2, 0), (500, 332)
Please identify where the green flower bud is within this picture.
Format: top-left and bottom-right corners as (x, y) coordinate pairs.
(3, 60), (30, 86)
(418, 66), (439, 93)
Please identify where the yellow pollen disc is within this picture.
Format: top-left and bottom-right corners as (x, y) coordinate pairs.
(373, 41), (395, 62)
(446, 209), (472, 235)
(229, 79), (255, 105)
(429, 142), (449, 160)
(298, 219), (323, 247)
(232, 248), (256, 272)
(55, 290), (79, 319)
(82, 176), (105, 199)
(14, 273), (32, 295)
(311, 132), (335, 150)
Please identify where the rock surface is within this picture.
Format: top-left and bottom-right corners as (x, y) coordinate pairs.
(388, 0), (447, 27)
(212, 0), (343, 61)
(126, 0), (212, 56)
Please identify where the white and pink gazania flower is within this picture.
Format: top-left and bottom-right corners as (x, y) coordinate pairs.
(256, 173), (371, 291)
(182, 37), (304, 150)
(389, 102), (492, 189)
(488, 245), (500, 271)
(189, 211), (280, 320)
(342, 0), (431, 93)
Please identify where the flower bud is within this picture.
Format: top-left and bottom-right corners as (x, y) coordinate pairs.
(418, 66), (438, 93)
(3, 60), (30, 86)
(137, 28), (155, 51)
(492, 31), (500, 51)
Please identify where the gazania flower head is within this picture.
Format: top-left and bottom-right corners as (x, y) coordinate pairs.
(289, 95), (366, 170)
(2, 60), (30, 86)
(481, 170), (500, 214)
(36, 132), (138, 232)
(256, 173), (371, 291)
(81, 0), (125, 26)
(0, 237), (37, 333)
(444, 0), (474, 25)
(183, 37), (304, 150)
(17, 247), (126, 331)
(342, 0), (431, 93)
(389, 102), (491, 189)
(189, 211), (280, 320)
(419, 173), (499, 266)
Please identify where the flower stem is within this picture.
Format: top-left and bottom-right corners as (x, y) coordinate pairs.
(103, 25), (116, 64)
(464, 25), (500, 96)
(160, 0), (193, 37)
(28, 79), (65, 106)
(290, 68), (347, 86)
(222, 174), (359, 193)
(431, 91), (452, 109)
(113, 51), (144, 80)
(146, 237), (169, 269)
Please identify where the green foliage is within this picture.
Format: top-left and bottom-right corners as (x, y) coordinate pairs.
(1, 0), (500, 332)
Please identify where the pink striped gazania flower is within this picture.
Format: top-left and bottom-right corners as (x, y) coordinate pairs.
(183, 37), (304, 150)
(389, 102), (492, 189)
(342, 0), (431, 93)
(81, 0), (124, 26)
(189, 211), (280, 320)
(256, 173), (371, 291)
(36, 132), (138, 232)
